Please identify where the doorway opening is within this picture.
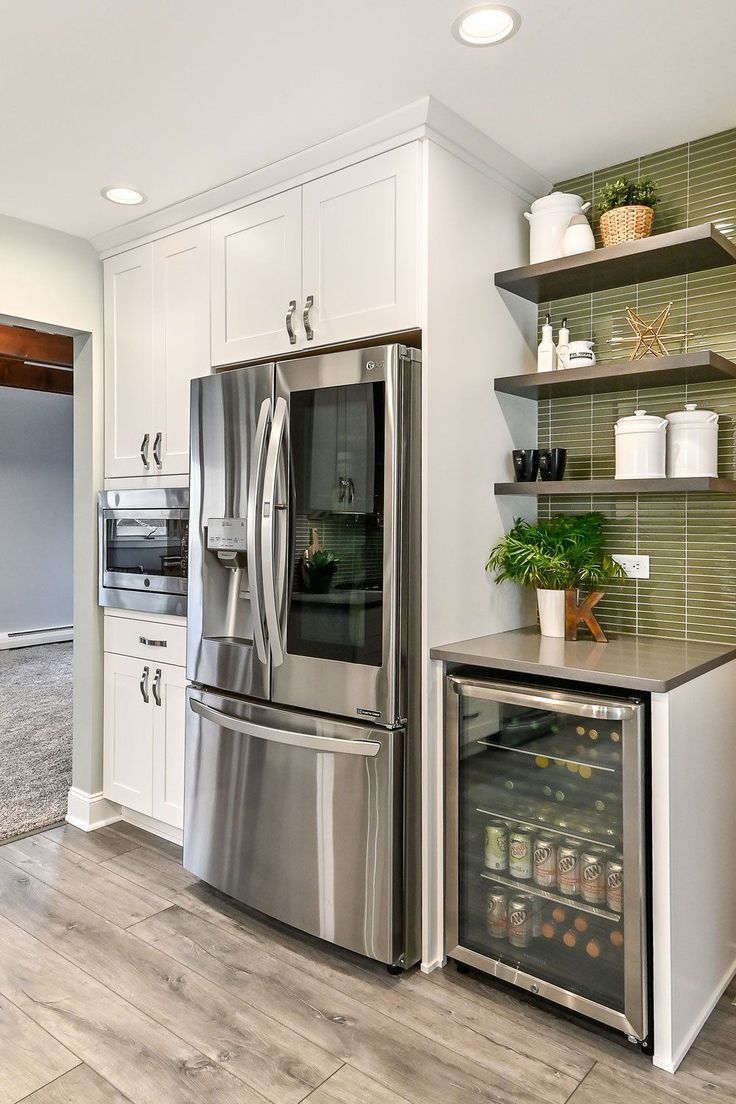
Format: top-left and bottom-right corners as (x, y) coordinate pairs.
(0, 322), (74, 840)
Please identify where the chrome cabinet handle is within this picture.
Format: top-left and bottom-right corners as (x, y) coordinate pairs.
(139, 665), (150, 704)
(261, 396), (288, 667)
(139, 636), (167, 648)
(152, 668), (162, 707)
(190, 698), (381, 757)
(140, 433), (150, 470)
(153, 431), (162, 468)
(303, 294), (314, 341)
(285, 299), (297, 345)
(247, 398), (272, 664)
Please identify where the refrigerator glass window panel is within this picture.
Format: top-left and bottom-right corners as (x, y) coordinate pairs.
(458, 693), (629, 1012)
(287, 380), (385, 666)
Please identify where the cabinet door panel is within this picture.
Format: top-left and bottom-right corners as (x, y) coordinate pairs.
(104, 245), (154, 478)
(302, 145), (420, 346)
(152, 662), (187, 829)
(211, 190), (301, 365)
(153, 225), (211, 475)
(103, 652), (153, 814)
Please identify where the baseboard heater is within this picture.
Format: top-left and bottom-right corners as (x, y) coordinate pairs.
(0, 626), (74, 650)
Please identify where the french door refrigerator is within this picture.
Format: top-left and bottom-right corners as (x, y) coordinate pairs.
(185, 344), (421, 969)
(445, 676), (649, 1045)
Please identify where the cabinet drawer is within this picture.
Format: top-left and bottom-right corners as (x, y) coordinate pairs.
(104, 616), (187, 667)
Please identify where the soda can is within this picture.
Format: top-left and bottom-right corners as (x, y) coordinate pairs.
(581, 849), (607, 905)
(485, 885), (508, 940)
(507, 894), (533, 948)
(509, 829), (533, 880)
(606, 855), (624, 913)
(533, 836), (557, 888)
(484, 821), (508, 872)
(557, 843), (581, 897)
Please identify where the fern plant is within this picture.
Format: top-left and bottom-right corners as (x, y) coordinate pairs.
(597, 176), (658, 214)
(486, 513), (627, 591)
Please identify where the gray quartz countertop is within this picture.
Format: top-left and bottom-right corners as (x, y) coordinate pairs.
(430, 626), (736, 693)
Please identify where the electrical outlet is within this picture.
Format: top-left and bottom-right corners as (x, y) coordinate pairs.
(612, 554), (650, 580)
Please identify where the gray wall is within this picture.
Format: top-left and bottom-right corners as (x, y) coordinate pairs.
(0, 387), (73, 637)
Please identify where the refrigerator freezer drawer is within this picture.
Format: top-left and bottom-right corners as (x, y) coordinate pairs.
(184, 687), (404, 964)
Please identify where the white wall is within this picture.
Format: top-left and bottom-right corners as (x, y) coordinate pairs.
(0, 213), (103, 796)
(0, 388), (73, 638)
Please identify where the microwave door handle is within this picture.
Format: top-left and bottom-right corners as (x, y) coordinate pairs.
(190, 698), (380, 757)
(247, 398), (272, 664)
(261, 396), (288, 666)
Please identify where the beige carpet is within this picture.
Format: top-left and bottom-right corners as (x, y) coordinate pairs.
(0, 642), (72, 841)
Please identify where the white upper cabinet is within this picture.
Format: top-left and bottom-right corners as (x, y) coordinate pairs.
(301, 144), (421, 347)
(152, 225), (211, 475)
(210, 189), (302, 366)
(104, 245), (155, 478)
(104, 227), (210, 479)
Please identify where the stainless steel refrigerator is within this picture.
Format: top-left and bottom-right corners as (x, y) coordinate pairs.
(185, 344), (421, 969)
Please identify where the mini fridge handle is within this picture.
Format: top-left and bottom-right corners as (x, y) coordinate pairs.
(449, 676), (639, 722)
(190, 697), (381, 757)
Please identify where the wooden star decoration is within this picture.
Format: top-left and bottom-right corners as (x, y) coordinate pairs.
(625, 301), (673, 360)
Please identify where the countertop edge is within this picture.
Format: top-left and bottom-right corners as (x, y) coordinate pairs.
(429, 638), (736, 693)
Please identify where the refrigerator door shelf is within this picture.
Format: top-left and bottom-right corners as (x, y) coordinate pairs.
(184, 686), (405, 965)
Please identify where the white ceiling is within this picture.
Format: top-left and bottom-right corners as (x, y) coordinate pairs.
(3, 0), (736, 241)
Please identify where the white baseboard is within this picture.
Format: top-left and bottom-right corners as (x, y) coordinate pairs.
(66, 788), (122, 832)
(654, 954), (736, 1073)
(122, 807), (183, 846)
(421, 956), (446, 974)
(0, 627), (74, 650)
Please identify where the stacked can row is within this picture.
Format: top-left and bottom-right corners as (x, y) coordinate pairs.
(486, 888), (624, 957)
(484, 820), (623, 913)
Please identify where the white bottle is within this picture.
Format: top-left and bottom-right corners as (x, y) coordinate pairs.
(557, 317), (570, 370)
(538, 314), (557, 373)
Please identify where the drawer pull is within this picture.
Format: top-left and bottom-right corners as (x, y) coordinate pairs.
(139, 636), (167, 648)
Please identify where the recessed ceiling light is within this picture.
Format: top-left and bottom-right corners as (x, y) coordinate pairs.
(452, 4), (521, 46)
(101, 185), (146, 205)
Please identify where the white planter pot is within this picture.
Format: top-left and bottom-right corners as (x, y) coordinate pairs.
(614, 409), (667, 479)
(666, 403), (719, 477)
(536, 589), (566, 638)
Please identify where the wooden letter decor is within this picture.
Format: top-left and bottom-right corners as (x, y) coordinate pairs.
(565, 589), (607, 643)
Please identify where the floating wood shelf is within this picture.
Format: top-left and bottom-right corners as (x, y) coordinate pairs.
(495, 477), (736, 496)
(494, 350), (736, 400)
(494, 223), (736, 303)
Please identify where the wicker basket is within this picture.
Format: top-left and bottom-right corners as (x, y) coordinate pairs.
(600, 204), (654, 246)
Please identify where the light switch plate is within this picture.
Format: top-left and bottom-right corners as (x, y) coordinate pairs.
(612, 554), (650, 580)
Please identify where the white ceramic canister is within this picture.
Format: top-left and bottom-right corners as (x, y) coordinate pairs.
(562, 214), (596, 256)
(614, 409), (667, 479)
(666, 403), (719, 477)
(565, 340), (596, 369)
(524, 193), (592, 265)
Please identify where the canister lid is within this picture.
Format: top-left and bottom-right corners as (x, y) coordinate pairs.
(614, 409), (668, 433)
(666, 402), (719, 424)
(530, 191), (585, 213)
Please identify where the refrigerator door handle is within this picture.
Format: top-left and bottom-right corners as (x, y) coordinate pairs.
(247, 397), (272, 663)
(261, 396), (289, 666)
(190, 697), (381, 756)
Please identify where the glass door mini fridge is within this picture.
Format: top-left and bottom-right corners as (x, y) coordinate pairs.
(444, 675), (648, 1044)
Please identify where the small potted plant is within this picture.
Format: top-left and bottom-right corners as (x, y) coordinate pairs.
(302, 548), (339, 594)
(597, 176), (658, 247)
(486, 513), (626, 638)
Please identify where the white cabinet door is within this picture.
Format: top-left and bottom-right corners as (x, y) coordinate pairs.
(152, 662), (187, 829)
(103, 652), (153, 814)
(152, 225), (211, 476)
(104, 245), (155, 478)
(301, 145), (421, 347)
(211, 189), (302, 365)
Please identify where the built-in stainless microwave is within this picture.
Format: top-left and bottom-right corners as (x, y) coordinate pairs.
(98, 488), (189, 616)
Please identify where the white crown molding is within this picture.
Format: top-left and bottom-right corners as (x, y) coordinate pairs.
(92, 96), (550, 257)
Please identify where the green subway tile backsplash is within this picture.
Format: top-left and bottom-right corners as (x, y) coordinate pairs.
(537, 127), (736, 644)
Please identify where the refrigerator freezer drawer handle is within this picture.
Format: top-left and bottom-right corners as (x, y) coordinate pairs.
(190, 698), (381, 756)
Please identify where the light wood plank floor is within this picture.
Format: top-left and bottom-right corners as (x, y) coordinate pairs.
(0, 824), (732, 1104)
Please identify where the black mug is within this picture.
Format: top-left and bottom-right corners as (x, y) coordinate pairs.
(512, 448), (539, 482)
(539, 448), (567, 481)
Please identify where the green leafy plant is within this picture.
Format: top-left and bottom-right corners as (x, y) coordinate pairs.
(486, 513), (627, 591)
(302, 548), (339, 593)
(597, 176), (658, 215)
(308, 550), (338, 570)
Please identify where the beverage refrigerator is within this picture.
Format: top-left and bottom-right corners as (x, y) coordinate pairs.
(444, 675), (650, 1046)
